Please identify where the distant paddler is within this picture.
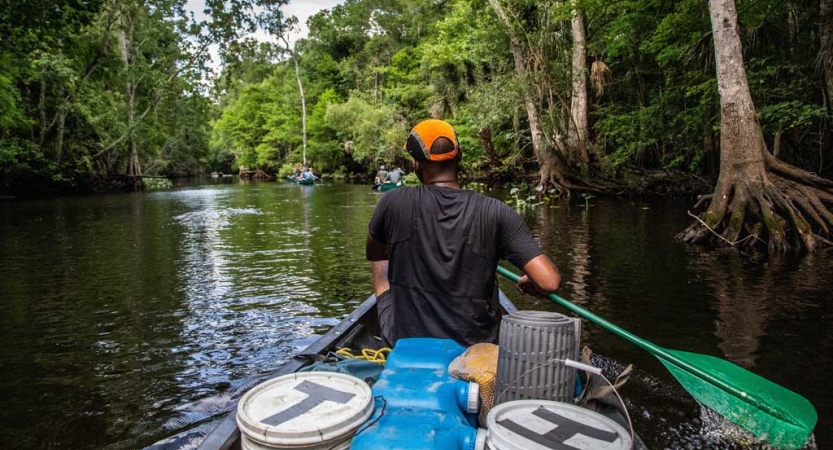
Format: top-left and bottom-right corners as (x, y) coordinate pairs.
(302, 166), (319, 181)
(374, 165), (388, 187)
(384, 165), (405, 184)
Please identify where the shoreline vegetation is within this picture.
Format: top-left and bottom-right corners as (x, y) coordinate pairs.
(2, 0), (832, 251)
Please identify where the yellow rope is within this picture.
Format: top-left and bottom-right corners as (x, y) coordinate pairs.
(335, 347), (391, 364)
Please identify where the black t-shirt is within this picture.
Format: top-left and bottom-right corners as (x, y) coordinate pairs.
(368, 185), (543, 346)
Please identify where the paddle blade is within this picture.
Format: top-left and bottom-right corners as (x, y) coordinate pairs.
(659, 349), (817, 449)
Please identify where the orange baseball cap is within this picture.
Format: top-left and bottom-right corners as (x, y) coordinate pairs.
(405, 119), (460, 162)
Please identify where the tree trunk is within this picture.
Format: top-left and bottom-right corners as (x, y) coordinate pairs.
(119, 8), (142, 190)
(293, 55), (307, 167)
(54, 108), (66, 163)
(38, 77), (47, 147)
(773, 127), (783, 159)
(568, 3), (590, 171)
(477, 128), (500, 168)
(281, 36), (308, 167)
(678, 0), (833, 252)
(787, 0), (798, 56)
(488, 0), (573, 193)
(821, 0), (833, 109)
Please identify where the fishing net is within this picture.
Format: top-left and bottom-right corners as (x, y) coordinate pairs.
(448, 343), (499, 427)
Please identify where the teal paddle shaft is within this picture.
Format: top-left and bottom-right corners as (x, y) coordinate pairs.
(496, 264), (816, 449)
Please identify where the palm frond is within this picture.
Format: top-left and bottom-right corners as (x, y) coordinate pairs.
(590, 60), (612, 96)
(683, 30), (714, 73)
(744, 18), (783, 58)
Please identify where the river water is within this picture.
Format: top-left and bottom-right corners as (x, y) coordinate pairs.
(0, 180), (829, 449)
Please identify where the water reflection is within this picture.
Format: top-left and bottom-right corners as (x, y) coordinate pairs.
(701, 250), (770, 368)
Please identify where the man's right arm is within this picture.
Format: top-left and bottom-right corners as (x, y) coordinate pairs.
(366, 233), (391, 296)
(517, 254), (561, 297)
(496, 201), (561, 296)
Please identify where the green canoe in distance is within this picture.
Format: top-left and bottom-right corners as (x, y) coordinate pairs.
(380, 181), (404, 192)
(287, 176), (315, 185)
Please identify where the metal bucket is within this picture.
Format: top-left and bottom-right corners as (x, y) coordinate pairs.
(495, 311), (580, 405)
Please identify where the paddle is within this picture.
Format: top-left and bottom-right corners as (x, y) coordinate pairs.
(496, 265), (817, 449)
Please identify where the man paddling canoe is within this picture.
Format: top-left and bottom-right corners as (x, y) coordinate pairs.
(366, 119), (562, 347)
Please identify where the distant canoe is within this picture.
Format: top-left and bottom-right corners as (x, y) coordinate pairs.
(287, 176), (315, 185)
(372, 181), (404, 192)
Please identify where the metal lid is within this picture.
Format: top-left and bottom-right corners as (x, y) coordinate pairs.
(237, 372), (374, 447)
(503, 310), (574, 327)
(486, 400), (631, 450)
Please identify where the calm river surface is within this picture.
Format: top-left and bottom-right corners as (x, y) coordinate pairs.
(0, 180), (830, 449)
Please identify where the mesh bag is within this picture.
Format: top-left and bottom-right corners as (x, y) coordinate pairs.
(448, 343), (499, 427)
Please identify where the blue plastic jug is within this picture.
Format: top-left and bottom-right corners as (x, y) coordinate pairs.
(351, 338), (482, 450)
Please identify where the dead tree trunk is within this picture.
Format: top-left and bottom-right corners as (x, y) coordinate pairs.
(568, 3), (590, 172)
(678, 0), (833, 252)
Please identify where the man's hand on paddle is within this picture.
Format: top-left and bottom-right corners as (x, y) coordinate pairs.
(516, 254), (561, 298)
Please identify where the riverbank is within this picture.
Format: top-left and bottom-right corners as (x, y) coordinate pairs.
(2, 167), (716, 200)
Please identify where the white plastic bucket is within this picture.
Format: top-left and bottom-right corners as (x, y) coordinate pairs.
(485, 400), (632, 450)
(236, 372), (374, 450)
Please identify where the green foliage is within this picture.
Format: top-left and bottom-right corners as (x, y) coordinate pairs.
(581, 193), (595, 210)
(324, 94), (408, 164)
(144, 178), (173, 190)
(0, 73), (26, 130)
(4, 0), (831, 193)
(0, 0), (284, 193)
(589, 0), (830, 176)
(277, 163), (295, 178)
(759, 102), (826, 134)
(505, 183), (552, 209)
(403, 172), (420, 185)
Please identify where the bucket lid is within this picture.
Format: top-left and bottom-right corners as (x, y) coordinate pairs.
(486, 400), (631, 450)
(504, 310), (574, 327)
(237, 372), (374, 447)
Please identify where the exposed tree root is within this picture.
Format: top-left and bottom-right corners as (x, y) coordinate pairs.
(536, 166), (623, 198)
(678, 164), (833, 252)
(530, 145), (639, 198)
(534, 162), (705, 199)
